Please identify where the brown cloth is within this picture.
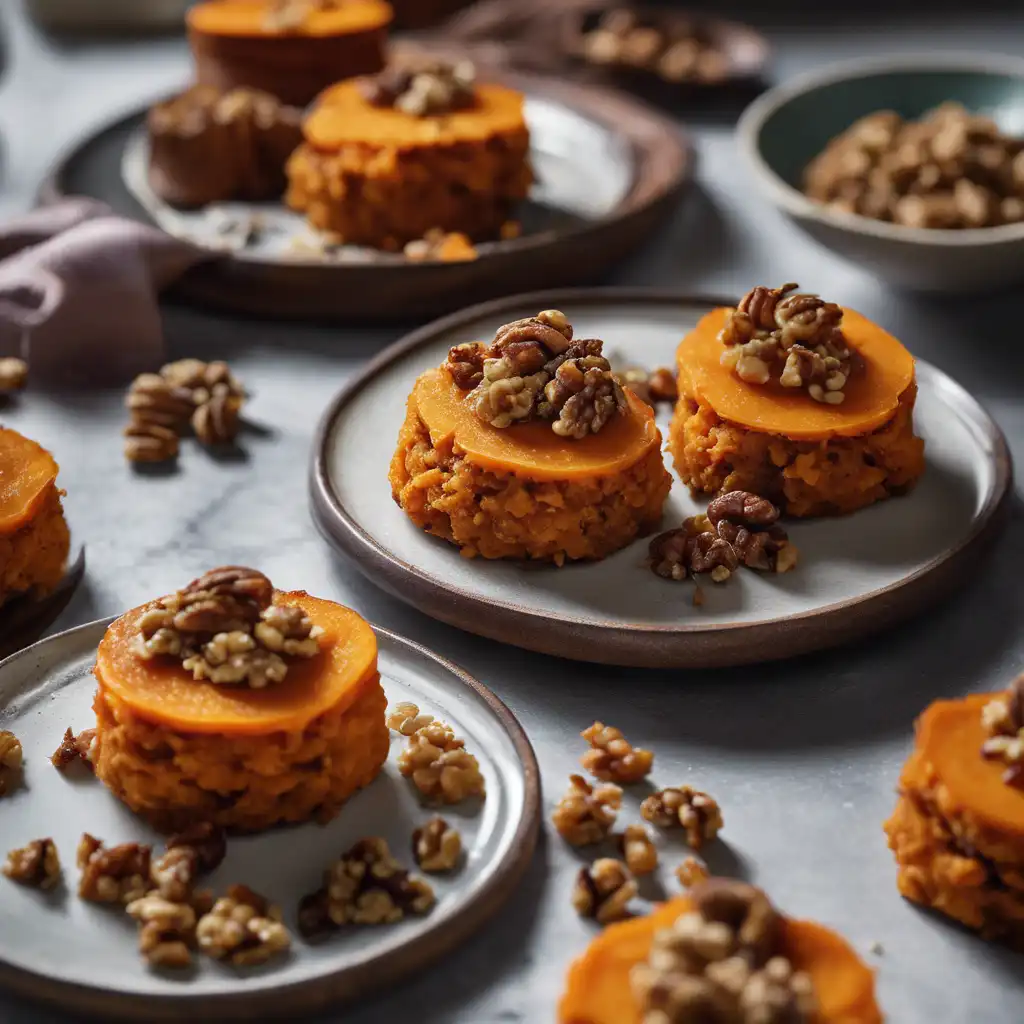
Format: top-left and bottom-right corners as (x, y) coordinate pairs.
(0, 199), (207, 388)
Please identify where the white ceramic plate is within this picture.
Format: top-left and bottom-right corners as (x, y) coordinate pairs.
(310, 289), (1013, 668)
(121, 94), (633, 262)
(0, 619), (540, 1021)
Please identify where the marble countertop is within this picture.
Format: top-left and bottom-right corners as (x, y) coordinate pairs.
(2, 2), (1023, 1021)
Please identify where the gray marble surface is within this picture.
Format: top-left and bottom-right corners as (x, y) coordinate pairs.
(1, 2), (1024, 1021)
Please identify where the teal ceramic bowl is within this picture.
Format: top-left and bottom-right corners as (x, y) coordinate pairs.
(738, 53), (1024, 293)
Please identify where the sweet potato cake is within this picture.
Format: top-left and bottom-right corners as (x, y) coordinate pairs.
(286, 58), (532, 249)
(90, 567), (389, 833)
(885, 676), (1024, 948)
(0, 427), (70, 608)
(670, 283), (925, 517)
(390, 310), (672, 563)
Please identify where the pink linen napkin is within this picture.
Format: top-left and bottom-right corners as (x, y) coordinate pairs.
(0, 199), (208, 388)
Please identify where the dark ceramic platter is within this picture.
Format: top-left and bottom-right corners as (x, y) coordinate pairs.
(39, 71), (692, 323)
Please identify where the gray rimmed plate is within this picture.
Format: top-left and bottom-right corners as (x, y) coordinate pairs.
(39, 71), (691, 323)
(310, 289), (1012, 669)
(0, 617), (539, 1021)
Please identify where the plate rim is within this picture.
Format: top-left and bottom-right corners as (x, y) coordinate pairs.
(0, 615), (541, 1021)
(36, 67), (693, 271)
(308, 286), (1015, 669)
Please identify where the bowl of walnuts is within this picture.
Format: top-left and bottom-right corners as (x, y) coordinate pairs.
(737, 52), (1024, 293)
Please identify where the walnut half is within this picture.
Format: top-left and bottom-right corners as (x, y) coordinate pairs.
(2, 838), (61, 889)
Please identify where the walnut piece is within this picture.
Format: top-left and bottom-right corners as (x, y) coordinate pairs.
(127, 892), (196, 968)
(981, 674), (1024, 787)
(386, 701), (435, 736)
(360, 58), (476, 117)
(196, 884), (291, 965)
(412, 817), (462, 873)
(620, 825), (658, 876)
(444, 342), (487, 390)
(397, 720), (486, 803)
(0, 729), (23, 797)
(132, 568), (321, 690)
(572, 858), (637, 924)
(631, 880), (815, 1024)
(641, 787), (723, 849)
(77, 834), (152, 904)
(192, 391), (242, 446)
(675, 856), (710, 890)
(124, 420), (179, 463)
(551, 774), (622, 846)
(804, 101), (1024, 231)
(51, 726), (96, 771)
(161, 358), (245, 406)
(3, 838), (61, 889)
(298, 837), (435, 936)
(581, 722), (654, 784)
(0, 357), (28, 391)
(718, 284), (851, 405)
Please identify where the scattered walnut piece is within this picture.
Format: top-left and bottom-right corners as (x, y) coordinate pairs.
(551, 774), (622, 846)
(51, 726), (96, 771)
(980, 674), (1024, 787)
(77, 834), (152, 904)
(572, 858), (637, 924)
(196, 884), (291, 966)
(675, 855), (710, 889)
(804, 102), (1024, 230)
(0, 729), (23, 797)
(386, 701), (434, 736)
(631, 879), (815, 1023)
(298, 837), (435, 937)
(124, 420), (179, 464)
(641, 786), (724, 849)
(397, 720), (485, 803)
(580, 722), (653, 784)
(619, 825), (658, 876)
(192, 390), (242, 446)
(2, 838), (61, 889)
(127, 892), (196, 968)
(0, 357), (28, 391)
(412, 818), (462, 873)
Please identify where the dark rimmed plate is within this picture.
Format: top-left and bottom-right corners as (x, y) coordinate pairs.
(0, 616), (539, 1020)
(38, 72), (692, 323)
(309, 288), (1012, 669)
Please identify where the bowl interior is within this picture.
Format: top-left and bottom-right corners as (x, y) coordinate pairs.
(757, 68), (1024, 190)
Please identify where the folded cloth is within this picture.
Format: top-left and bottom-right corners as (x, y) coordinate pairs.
(0, 199), (208, 388)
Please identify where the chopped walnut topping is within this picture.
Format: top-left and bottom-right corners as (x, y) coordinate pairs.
(0, 357), (28, 391)
(298, 837), (435, 937)
(386, 701), (435, 736)
(3, 838), (61, 889)
(981, 675), (1024, 787)
(360, 58), (476, 117)
(0, 729), (23, 797)
(551, 774), (622, 846)
(718, 284), (852, 405)
(581, 722), (654, 784)
(453, 311), (627, 439)
(675, 856), (710, 889)
(132, 567), (321, 689)
(78, 834), (152, 904)
(804, 102), (1024, 230)
(51, 726), (96, 771)
(196, 884), (291, 965)
(412, 817), (462, 873)
(650, 493), (798, 584)
(631, 879), (815, 1024)
(127, 892), (196, 968)
(572, 858), (637, 924)
(397, 720), (486, 803)
(620, 825), (658, 876)
(641, 787), (723, 849)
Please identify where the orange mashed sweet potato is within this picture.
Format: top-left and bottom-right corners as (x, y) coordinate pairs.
(0, 485), (69, 607)
(389, 387), (671, 563)
(91, 592), (390, 833)
(670, 383), (925, 518)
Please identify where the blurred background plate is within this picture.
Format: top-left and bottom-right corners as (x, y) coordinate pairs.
(39, 71), (692, 323)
